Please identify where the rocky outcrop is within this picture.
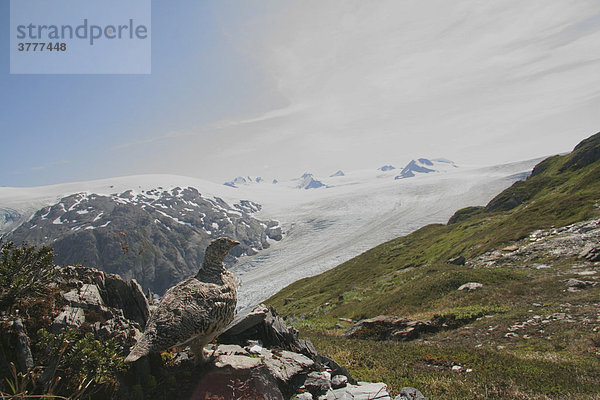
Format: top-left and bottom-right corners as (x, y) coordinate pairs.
(220, 304), (319, 358)
(472, 218), (600, 269)
(560, 131), (600, 172)
(59, 265), (150, 327)
(344, 316), (436, 341)
(122, 304), (399, 399)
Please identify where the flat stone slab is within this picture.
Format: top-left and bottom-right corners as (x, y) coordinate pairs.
(319, 382), (391, 400)
(214, 354), (262, 370)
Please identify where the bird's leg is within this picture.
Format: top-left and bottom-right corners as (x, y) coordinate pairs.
(190, 340), (220, 367)
(190, 341), (207, 366)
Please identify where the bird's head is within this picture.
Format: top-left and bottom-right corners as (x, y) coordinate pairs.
(204, 237), (240, 261)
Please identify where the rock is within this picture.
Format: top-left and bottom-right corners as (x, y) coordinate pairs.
(565, 278), (590, 289)
(581, 247), (600, 262)
(11, 318), (34, 373)
(248, 344), (264, 354)
(263, 350), (315, 383)
(457, 282), (483, 291)
(60, 266), (150, 328)
(305, 371), (332, 396)
(219, 304), (318, 358)
(62, 284), (105, 311)
(577, 270), (597, 276)
(103, 275), (150, 327)
(344, 316), (436, 341)
(502, 245), (519, 252)
(451, 365), (463, 372)
(320, 382), (392, 400)
(296, 393), (314, 400)
(196, 363), (284, 399)
(394, 387), (429, 400)
(332, 375), (348, 389)
(446, 256), (466, 265)
(314, 353), (357, 385)
(215, 344), (249, 356)
(52, 306), (86, 331)
(214, 354), (262, 370)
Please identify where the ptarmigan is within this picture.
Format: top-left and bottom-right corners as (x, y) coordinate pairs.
(125, 237), (239, 362)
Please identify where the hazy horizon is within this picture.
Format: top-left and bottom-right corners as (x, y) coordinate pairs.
(2, 0), (599, 187)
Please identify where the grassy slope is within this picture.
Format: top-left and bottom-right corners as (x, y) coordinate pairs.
(267, 133), (600, 399)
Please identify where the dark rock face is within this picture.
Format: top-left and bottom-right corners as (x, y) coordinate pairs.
(446, 255), (466, 265)
(581, 246), (600, 262)
(4, 187), (282, 294)
(395, 159), (435, 179)
(344, 316), (436, 341)
(560, 131), (600, 172)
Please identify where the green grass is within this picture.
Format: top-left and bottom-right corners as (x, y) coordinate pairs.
(266, 132), (600, 399)
(309, 334), (600, 399)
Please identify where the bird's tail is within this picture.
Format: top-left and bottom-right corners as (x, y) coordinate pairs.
(125, 333), (152, 363)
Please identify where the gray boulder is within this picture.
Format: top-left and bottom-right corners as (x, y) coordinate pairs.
(457, 282), (483, 291)
(320, 382), (391, 400)
(332, 374), (349, 389)
(394, 387), (429, 400)
(305, 371), (332, 397)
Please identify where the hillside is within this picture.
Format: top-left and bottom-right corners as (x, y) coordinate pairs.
(267, 132), (600, 398)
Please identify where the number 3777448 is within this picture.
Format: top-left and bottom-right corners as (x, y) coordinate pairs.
(17, 42), (67, 51)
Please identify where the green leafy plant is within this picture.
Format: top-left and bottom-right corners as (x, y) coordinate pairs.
(0, 242), (55, 311)
(36, 328), (125, 398)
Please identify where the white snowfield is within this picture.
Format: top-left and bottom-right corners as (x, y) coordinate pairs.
(0, 158), (542, 309)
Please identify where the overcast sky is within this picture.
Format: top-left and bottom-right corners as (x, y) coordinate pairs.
(1, 0), (600, 186)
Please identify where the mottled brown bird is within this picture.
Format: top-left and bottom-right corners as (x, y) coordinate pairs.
(125, 237), (239, 362)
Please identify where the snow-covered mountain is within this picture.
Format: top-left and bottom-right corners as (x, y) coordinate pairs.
(330, 170), (345, 177)
(296, 173), (327, 190)
(224, 176), (273, 188)
(395, 158), (458, 179)
(2, 185), (282, 294)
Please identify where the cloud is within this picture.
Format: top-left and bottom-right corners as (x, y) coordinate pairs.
(146, 0), (600, 182)
(30, 159), (70, 171)
(112, 130), (194, 150)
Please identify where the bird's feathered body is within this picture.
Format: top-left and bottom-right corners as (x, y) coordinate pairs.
(126, 238), (239, 362)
